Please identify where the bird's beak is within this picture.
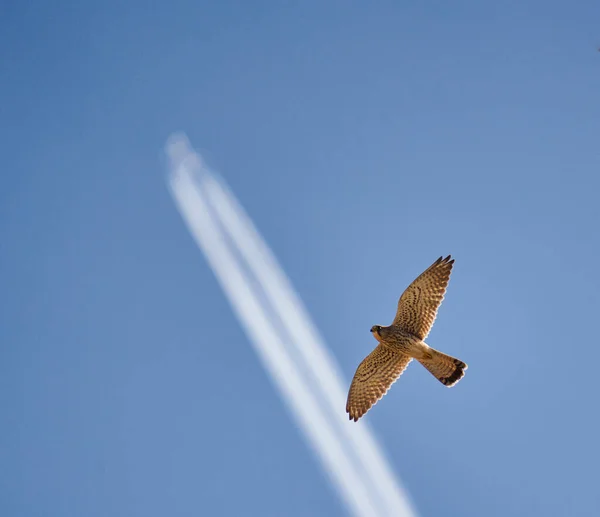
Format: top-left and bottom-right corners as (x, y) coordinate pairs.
(369, 328), (373, 333)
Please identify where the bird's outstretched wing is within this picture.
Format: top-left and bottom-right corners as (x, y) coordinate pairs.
(392, 255), (454, 340)
(346, 345), (412, 422)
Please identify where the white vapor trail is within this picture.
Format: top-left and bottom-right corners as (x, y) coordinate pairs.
(166, 133), (417, 517)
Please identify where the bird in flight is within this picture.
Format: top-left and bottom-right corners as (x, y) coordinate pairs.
(346, 255), (467, 422)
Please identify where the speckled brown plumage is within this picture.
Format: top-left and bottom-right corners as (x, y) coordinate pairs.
(393, 255), (454, 340)
(346, 345), (412, 422)
(346, 255), (467, 422)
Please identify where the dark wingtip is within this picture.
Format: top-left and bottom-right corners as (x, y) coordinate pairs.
(434, 255), (454, 267)
(347, 410), (361, 422)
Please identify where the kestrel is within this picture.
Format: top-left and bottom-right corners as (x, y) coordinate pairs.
(346, 255), (467, 422)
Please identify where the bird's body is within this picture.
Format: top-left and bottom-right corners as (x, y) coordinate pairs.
(346, 255), (467, 422)
(375, 325), (426, 357)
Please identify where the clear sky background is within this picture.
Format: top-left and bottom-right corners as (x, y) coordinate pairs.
(1, 1), (599, 516)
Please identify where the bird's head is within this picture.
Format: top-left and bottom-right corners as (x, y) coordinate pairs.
(370, 325), (382, 340)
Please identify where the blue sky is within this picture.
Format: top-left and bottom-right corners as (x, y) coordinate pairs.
(1, 1), (599, 516)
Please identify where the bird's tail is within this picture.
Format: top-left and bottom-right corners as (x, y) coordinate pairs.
(418, 348), (467, 387)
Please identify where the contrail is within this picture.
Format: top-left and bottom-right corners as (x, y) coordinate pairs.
(165, 133), (418, 517)
(203, 175), (417, 517)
